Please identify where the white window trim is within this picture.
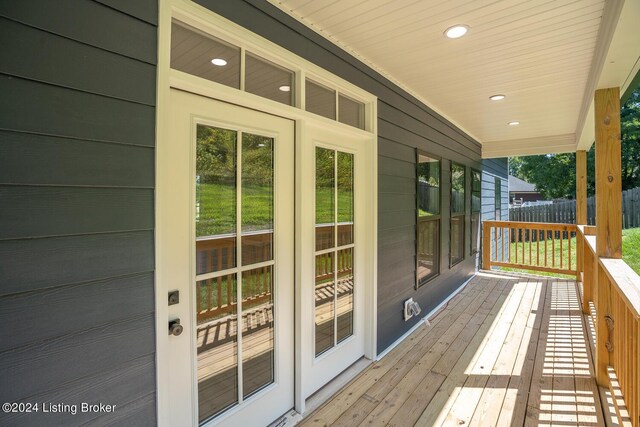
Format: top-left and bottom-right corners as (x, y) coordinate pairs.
(156, 0), (379, 424)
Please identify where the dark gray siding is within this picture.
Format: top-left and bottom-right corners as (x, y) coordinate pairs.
(197, 0), (487, 353)
(0, 1), (157, 425)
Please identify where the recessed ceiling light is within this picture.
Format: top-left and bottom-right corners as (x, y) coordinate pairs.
(279, 85), (291, 92)
(444, 25), (469, 39)
(490, 94), (506, 101)
(508, 121), (520, 126)
(211, 58), (227, 66)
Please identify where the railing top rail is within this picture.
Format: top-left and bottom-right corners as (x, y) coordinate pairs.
(577, 225), (597, 237)
(483, 220), (578, 231)
(600, 258), (640, 319)
(584, 235), (597, 255)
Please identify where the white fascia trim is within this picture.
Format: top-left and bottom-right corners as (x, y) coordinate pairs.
(482, 133), (576, 158)
(574, 0), (625, 146)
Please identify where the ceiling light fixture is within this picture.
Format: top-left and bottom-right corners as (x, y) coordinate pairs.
(444, 25), (469, 39)
(489, 94), (506, 101)
(508, 121), (520, 126)
(211, 58), (227, 66)
(279, 85), (291, 92)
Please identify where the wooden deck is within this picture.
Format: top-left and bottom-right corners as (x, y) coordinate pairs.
(300, 271), (606, 427)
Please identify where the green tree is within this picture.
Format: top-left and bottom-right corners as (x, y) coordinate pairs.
(510, 86), (640, 199)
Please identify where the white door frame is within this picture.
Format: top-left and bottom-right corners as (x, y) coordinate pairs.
(156, 1), (378, 423)
(296, 122), (375, 403)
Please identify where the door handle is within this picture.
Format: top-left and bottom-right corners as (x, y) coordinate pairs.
(169, 319), (183, 336)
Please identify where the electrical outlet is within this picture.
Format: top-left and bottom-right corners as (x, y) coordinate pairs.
(404, 298), (414, 321)
(404, 298), (422, 321)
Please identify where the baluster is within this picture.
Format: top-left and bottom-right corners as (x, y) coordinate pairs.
(560, 230), (563, 270)
(552, 232), (555, 268)
(528, 228), (532, 265)
(536, 229), (540, 267)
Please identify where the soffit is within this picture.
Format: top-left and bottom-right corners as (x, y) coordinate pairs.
(269, 0), (635, 157)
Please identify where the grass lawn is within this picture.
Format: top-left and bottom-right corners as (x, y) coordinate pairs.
(197, 183), (352, 236)
(622, 227), (640, 275)
(497, 227), (640, 277)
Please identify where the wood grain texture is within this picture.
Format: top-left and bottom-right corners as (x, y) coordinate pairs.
(0, 0), (157, 419)
(0, 0), (157, 64)
(1, 356), (156, 426)
(303, 273), (605, 426)
(0, 75), (155, 146)
(0, 313), (155, 402)
(0, 186), (153, 239)
(0, 131), (154, 187)
(595, 87), (622, 258)
(0, 272), (154, 352)
(576, 150), (588, 225)
(94, 0), (158, 25)
(0, 231), (154, 296)
(0, 17), (156, 105)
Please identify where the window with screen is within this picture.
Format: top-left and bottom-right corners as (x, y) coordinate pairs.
(470, 169), (481, 255)
(450, 163), (465, 266)
(416, 153), (440, 286)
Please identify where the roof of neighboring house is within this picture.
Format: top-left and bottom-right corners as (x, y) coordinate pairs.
(509, 175), (537, 193)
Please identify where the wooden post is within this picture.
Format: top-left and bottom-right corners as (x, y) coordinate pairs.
(482, 221), (492, 270)
(595, 87), (622, 386)
(577, 150), (587, 224)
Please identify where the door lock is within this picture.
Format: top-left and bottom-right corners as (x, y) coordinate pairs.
(169, 319), (183, 336)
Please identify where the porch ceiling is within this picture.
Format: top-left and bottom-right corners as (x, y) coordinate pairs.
(269, 0), (640, 158)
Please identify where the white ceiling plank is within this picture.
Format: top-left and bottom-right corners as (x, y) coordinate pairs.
(269, 0), (639, 154)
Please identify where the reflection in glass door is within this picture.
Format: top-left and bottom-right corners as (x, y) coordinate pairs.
(194, 125), (277, 423)
(314, 147), (355, 356)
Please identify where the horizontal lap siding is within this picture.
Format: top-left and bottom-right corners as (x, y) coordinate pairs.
(0, 1), (157, 425)
(481, 161), (510, 266)
(196, 0), (490, 353)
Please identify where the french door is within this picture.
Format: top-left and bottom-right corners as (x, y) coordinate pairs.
(298, 123), (374, 399)
(159, 89), (294, 426)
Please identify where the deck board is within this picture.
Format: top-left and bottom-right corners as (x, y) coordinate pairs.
(300, 271), (604, 427)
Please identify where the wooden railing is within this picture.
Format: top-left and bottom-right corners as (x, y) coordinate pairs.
(482, 220), (578, 277)
(195, 224), (353, 324)
(577, 225), (640, 426)
(483, 220), (640, 424)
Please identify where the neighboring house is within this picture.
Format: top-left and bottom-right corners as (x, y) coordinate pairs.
(0, 1), (637, 427)
(509, 175), (544, 205)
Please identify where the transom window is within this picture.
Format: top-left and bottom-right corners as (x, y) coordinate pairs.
(170, 19), (367, 131)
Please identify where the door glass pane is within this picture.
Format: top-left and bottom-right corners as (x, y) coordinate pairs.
(241, 266), (274, 398)
(197, 273), (238, 422)
(316, 147), (335, 251)
(336, 248), (353, 343)
(242, 133), (274, 266)
(315, 252), (335, 356)
(171, 21), (240, 89)
(306, 80), (336, 120)
(417, 219), (439, 285)
(245, 53), (294, 106)
(337, 152), (354, 246)
(196, 125), (237, 275)
(338, 94), (365, 129)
